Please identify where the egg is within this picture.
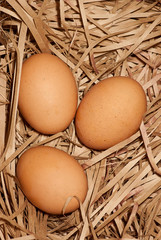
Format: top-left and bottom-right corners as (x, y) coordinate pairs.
(75, 76), (147, 150)
(16, 146), (88, 215)
(18, 53), (78, 134)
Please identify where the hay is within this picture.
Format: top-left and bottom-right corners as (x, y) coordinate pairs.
(0, 0), (161, 239)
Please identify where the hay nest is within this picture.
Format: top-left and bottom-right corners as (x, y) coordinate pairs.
(0, 0), (161, 239)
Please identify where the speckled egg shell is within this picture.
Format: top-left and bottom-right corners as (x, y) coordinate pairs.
(75, 76), (147, 150)
(16, 146), (88, 215)
(18, 53), (78, 134)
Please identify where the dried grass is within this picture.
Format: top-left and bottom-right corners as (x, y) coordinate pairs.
(0, 0), (161, 239)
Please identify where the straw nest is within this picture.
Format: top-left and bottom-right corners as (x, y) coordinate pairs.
(0, 0), (161, 239)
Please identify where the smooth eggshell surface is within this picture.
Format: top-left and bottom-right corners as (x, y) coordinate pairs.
(16, 146), (88, 215)
(18, 53), (78, 134)
(75, 76), (147, 150)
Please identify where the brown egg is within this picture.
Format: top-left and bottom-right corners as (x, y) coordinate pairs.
(18, 53), (78, 134)
(16, 146), (88, 215)
(75, 76), (147, 150)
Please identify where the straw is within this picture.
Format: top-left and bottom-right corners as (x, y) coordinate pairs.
(0, 0), (161, 239)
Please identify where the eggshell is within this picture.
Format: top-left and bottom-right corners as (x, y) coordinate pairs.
(16, 146), (88, 215)
(75, 76), (147, 150)
(18, 53), (78, 134)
